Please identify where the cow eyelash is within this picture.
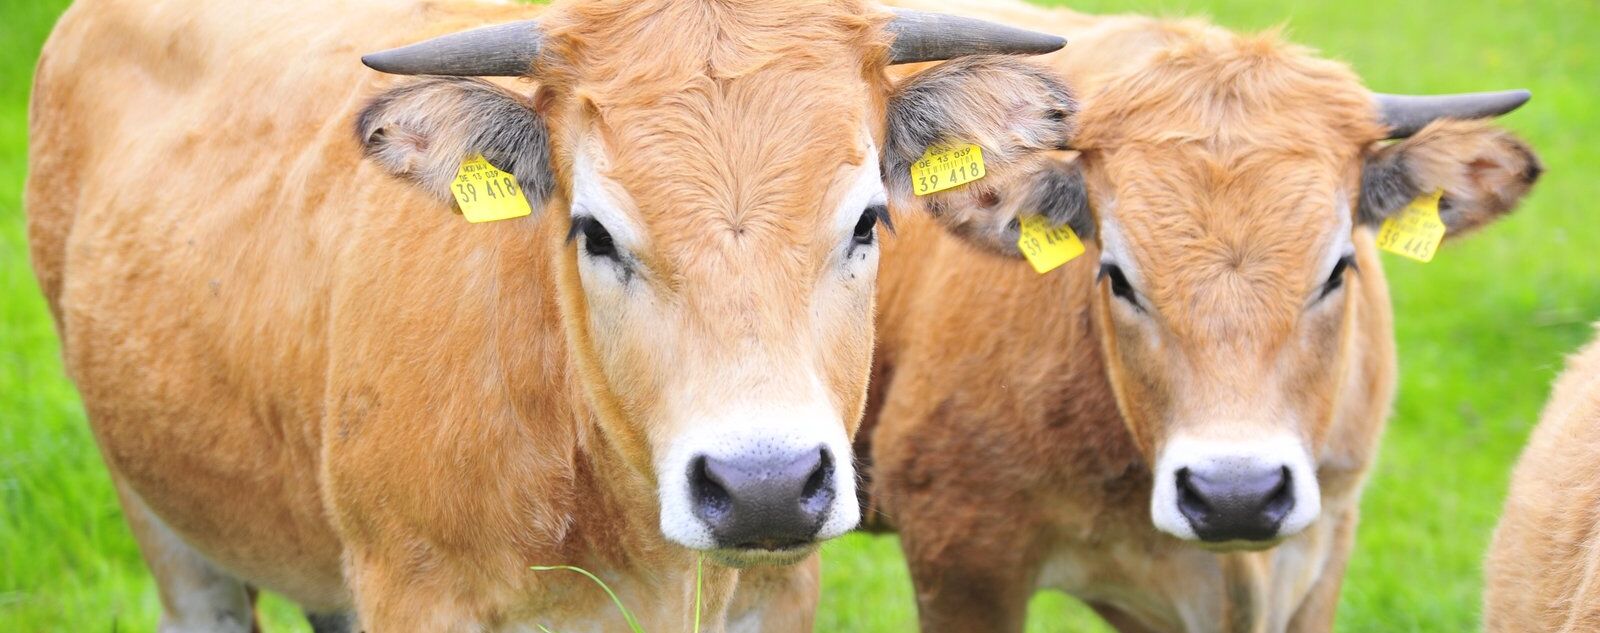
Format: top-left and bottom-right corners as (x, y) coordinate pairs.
(852, 204), (892, 247)
(567, 216), (619, 261)
(1316, 255), (1357, 302)
(1098, 263), (1143, 311)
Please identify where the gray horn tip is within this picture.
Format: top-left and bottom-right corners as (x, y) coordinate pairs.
(886, 9), (1069, 65)
(1377, 88), (1533, 138)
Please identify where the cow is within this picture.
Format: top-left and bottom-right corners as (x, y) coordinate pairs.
(1484, 325), (1600, 633)
(859, 0), (1543, 630)
(25, 0), (1082, 630)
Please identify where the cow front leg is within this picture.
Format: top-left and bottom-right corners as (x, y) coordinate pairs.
(898, 518), (1042, 633)
(114, 480), (258, 633)
(347, 553), (485, 633)
(1284, 509), (1358, 633)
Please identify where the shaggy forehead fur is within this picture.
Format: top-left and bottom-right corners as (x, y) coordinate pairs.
(540, 0), (889, 279)
(1077, 21), (1387, 345)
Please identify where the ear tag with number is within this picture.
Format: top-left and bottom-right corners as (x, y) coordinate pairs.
(1376, 190), (1446, 263)
(451, 155), (532, 223)
(910, 143), (987, 196)
(1017, 215), (1085, 274)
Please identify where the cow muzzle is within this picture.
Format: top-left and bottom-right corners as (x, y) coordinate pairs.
(1150, 435), (1321, 549)
(658, 415), (858, 566)
(689, 446), (835, 550)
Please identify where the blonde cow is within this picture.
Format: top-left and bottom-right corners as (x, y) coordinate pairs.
(1485, 326), (1600, 633)
(860, 0), (1543, 630)
(26, 0), (1081, 630)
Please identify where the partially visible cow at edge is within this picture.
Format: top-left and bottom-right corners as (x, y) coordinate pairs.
(861, 0), (1543, 630)
(1484, 325), (1600, 633)
(26, 0), (1080, 630)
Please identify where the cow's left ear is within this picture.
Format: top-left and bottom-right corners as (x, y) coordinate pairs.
(1358, 119), (1543, 239)
(357, 77), (554, 211)
(883, 56), (1081, 254)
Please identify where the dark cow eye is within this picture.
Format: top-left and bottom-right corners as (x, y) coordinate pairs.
(568, 216), (618, 260)
(853, 204), (887, 246)
(1099, 263), (1142, 310)
(1318, 255), (1356, 301)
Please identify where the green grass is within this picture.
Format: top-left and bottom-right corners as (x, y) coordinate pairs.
(3, 0), (1597, 631)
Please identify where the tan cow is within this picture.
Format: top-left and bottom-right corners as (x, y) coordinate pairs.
(862, 0), (1542, 630)
(1484, 325), (1600, 632)
(26, 0), (1079, 630)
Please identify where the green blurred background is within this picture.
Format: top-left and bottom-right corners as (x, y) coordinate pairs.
(3, 0), (1596, 630)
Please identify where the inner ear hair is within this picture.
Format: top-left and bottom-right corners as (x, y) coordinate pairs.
(881, 56), (1078, 199)
(356, 77), (553, 206)
(1357, 147), (1423, 225)
(1357, 119), (1543, 232)
(1022, 159), (1095, 241)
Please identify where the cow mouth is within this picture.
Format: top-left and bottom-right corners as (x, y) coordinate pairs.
(704, 542), (817, 568)
(1191, 536), (1289, 553)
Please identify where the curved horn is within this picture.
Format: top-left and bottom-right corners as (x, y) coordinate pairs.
(361, 20), (544, 77)
(1375, 89), (1531, 139)
(887, 9), (1066, 65)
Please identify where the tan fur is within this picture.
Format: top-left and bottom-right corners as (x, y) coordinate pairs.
(26, 0), (1075, 630)
(1485, 326), (1600, 633)
(867, 1), (1540, 631)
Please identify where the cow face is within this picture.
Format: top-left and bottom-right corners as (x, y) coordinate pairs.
(1000, 34), (1540, 548)
(357, 1), (1076, 566)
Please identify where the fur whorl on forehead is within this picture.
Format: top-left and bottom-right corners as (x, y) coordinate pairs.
(1072, 22), (1385, 151)
(533, 0), (892, 105)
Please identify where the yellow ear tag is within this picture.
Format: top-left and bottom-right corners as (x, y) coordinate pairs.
(1017, 215), (1085, 274)
(1376, 190), (1446, 262)
(450, 155), (532, 223)
(910, 143), (986, 196)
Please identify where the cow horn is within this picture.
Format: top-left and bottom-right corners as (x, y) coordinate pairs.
(361, 20), (544, 77)
(887, 9), (1066, 64)
(1375, 89), (1531, 139)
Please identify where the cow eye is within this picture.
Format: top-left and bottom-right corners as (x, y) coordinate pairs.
(1317, 255), (1356, 301)
(569, 216), (618, 260)
(853, 204), (887, 246)
(1099, 263), (1142, 310)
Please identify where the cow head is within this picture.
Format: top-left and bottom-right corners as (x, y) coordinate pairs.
(988, 29), (1540, 548)
(354, 0), (1077, 566)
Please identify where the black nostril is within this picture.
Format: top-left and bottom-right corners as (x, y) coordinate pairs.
(800, 448), (834, 511)
(689, 456), (732, 524)
(1176, 467), (1209, 517)
(1261, 466), (1294, 523)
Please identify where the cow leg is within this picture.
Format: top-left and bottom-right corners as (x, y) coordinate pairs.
(898, 520), (1040, 633)
(1284, 509), (1358, 633)
(114, 480), (257, 633)
(1090, 602), (1163, 633)
(304, 610), (358, 633)
(726, 554), (820, 633)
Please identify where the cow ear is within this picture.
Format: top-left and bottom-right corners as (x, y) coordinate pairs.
(1358, 119), (1542, 239)
(883, 56), (1083, 255)
(357, 77), (554, 211)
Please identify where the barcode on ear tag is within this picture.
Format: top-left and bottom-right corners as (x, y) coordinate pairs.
(1376, 190), (1446, 263)
(1017, 215), (1085, 274)
(451, 155), (532, 223)
(910, 144), (986, 196)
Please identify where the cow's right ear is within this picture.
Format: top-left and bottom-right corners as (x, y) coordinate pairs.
(883, 56), (1084, 255)
(356, 77), (554, 210)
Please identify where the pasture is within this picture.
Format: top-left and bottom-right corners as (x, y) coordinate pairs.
(2, 0), (1596, 630)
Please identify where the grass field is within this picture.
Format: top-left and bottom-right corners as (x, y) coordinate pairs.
(3, 0), (1597, 631)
